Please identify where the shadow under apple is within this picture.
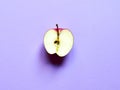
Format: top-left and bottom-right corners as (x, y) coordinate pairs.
(46, 52), (66, 67)
(40, 45), (66, 67)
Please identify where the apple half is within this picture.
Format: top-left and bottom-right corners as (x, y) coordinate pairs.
(44, 24), (74, 57)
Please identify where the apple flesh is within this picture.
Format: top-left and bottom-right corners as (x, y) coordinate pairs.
(44, 25), (74, 57)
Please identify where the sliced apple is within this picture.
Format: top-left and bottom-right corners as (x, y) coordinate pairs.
(44, 24), (74, 57)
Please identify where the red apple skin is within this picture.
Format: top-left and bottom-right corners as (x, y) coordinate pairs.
(53, 28), (69, 31)
(53, 28), (64, 31)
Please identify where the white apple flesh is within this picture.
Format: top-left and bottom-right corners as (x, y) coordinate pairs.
(44, 25), (74, 57)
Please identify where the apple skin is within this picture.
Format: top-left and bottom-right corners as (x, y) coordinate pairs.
(53, 28), (64, 31)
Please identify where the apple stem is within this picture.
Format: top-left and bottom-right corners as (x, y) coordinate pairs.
(56, 24), (58, 29)
(56, 24), (59, 36)
(56, 24), (59, 40)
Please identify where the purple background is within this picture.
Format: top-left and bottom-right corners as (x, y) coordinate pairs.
(0, 0), (120, 90)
